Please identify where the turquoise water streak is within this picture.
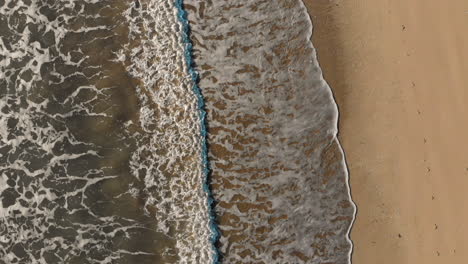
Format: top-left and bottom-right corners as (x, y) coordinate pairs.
(175, 1), (221, 263)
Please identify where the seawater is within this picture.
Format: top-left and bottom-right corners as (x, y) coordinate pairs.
(0, 0), (355, 263)
(0, 0), (215, 263)
(185, 0), (356, 263)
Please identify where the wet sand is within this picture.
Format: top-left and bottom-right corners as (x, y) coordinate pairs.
(304, 0), (468, 263)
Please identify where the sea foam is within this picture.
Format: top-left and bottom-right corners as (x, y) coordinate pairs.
(0, 0), (215, 262)
(185, 0), (356, 263)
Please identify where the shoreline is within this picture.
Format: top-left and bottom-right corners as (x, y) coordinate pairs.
(304, 0), (468, 263)
(299, 1), (357, 263)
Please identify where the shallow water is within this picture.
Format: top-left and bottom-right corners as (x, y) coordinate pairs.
(1, 0), (354, 263)
(185, 0), (355, 263)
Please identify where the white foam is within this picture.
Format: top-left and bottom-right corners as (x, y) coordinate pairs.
(1, 0), (214, 262)
(185, 0), (356, 262)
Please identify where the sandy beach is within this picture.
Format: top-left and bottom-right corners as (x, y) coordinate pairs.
(304, 0), (468, 263)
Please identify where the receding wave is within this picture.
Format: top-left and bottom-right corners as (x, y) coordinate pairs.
(185, 0), (356, 263)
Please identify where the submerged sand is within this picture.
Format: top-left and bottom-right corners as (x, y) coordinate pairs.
(304, 0), (468, 263)
(186, 1), (354, 262)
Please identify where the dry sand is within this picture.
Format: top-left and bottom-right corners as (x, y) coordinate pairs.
(303, 0), (468, 263)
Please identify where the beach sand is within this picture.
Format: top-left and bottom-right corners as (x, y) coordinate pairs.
(304, 0), (468, 263)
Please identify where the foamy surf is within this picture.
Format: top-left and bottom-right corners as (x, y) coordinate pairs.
(185, 0), (356, 263)
(1, 0), (355, 263)
(0, 0), (216, 263)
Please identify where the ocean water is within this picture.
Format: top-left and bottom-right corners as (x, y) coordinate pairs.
(0, 0), (214, 263)
(185, 0), (355, 263)
(0, 0), (354, 263)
